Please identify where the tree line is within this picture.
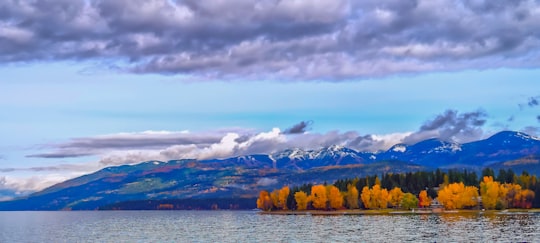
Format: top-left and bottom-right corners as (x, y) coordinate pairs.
(257, 168), (539, 211)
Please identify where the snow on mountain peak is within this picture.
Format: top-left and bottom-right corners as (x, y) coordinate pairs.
(429, 142), (462, 153)
(328, 144), (344, 151)
(514, 131), (540, 141)
(392, 144), (407, 153)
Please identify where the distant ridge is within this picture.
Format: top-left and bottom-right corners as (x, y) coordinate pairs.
(1, 131), (539, 210)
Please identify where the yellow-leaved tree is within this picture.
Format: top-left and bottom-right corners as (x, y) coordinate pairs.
(278, 186), (290, 210)
(389, 187), (404, 208)
(437, 182), (478, 209)
(310, 185), (328, 210)
(461, 185), (479, 208)
(328, 185), (344, 210)
(480, 176), (501, 209)
(361, 186), (371, 209)
(270, 189), (280, 209)
(361, 185), (389, 209)
(345, 184), (359, 209)
(294, 191), (309, 210)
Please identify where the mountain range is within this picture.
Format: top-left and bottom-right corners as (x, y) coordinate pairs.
(1, 131), (540, 210)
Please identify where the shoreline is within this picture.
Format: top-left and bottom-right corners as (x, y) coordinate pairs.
(259, 208), (540, 215)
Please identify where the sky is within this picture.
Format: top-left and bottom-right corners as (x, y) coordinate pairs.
(1, 0), (540, 197)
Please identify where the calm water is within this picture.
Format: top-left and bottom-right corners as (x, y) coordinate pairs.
(0, 211), (539, 242)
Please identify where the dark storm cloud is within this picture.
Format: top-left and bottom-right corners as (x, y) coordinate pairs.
(404, 110), (487, 144)
(1, 0), (540, 80)
(283, 121), (313, 134)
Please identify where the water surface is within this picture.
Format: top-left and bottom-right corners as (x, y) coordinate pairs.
(0, 211), (538, 242)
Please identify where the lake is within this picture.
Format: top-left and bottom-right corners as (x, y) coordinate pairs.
(0, 211), (539, 242)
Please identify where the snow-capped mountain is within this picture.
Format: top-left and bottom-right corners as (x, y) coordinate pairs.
(270, 145), (368, 170)
(267, 131), (540, 170)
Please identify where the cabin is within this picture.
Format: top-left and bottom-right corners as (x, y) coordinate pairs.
(430, 198), (444, 213)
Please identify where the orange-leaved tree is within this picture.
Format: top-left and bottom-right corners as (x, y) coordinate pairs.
(418, 190), (431, 208)
(360, 186), (371, 209)
(257, 190), (273, 211)
(517, 189), (535, 209)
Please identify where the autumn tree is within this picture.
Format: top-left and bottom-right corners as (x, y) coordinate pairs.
(328, 185), (344, 210)
(294, 191), (309, 210)
(500, 183), (535, 209)
(361, 186), (371, 209)
(278, 186), (290, 210)
(257, 190), (272, 211)
(517, 189), (535, 209)
(361, 185), (389, 209)
(374, 176), (381, 186)
(310, 185), (328, 210)
(270, 189), (280, 209)
(401, 193), (418, 210)
(437, 182), (478, 210)
(379, 186), (389, 209)
(389, 187), (404, 208)
(345, 184), (359, 209)
(460, 185), (479, 208)
(418, 190), (431, 208)
(480, 176), (501, 209)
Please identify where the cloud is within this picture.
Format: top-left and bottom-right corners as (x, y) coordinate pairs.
(403, 109), (487, 144)
(0, 176), (7, 189)
(26, 130), (228, 159)
(256, 178), (278, 187)
(522, 126), (540, 136)
(26, 109), (490, 169)
(1, 0), (540, 80)
(0, 163), (98, 173)
(519, 96), (540, 110)
(30, 109), (488, 167)
(537, 115), (540, 122)
(0, 174), (77, 193)
(96, 128), (410, 166)
(529, 97), (540, 107)
(283, 120), (313, 134)
(26, 153), (94, 159)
